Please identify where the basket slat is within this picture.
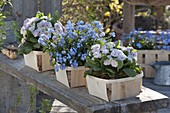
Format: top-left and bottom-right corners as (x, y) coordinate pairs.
(137, 50), (170, 78)
(56, 66), (87, 88)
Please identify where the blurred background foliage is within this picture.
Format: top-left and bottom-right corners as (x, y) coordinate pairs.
(59, 0), (123, 34)
(59, 0), (170, 34)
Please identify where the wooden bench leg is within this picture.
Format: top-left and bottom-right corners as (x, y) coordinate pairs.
(0, 70), (36, 113)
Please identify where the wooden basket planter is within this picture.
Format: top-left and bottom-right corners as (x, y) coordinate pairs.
(55, 66), (87, 88)
(86, 73), (143, 101)
(137, 50), (170, 78)
(125, 0), (170, 5)
(24, 51), (53, 72)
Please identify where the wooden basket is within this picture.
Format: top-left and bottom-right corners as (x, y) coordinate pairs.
(125, 0), (170, 5)
(24, 51), (53, 72)
(86, 73), (143, 101)
(55, 66), (87, 88)
(137, 50), (170, 78)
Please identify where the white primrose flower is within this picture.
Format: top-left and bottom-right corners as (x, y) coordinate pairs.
(99, 32), (105, 37)
(20, 26), (26, 35)
(21, 38), (26, 43)
(29, 17), (39, 24)
(42, 16), (49, 20)
(101, 45), (109, 54)
(110, 59), (118, 67)
(104, 59), (111, 65)
(37, 20), (51, 28)
(33, 28), (42, 37)
(93, 52), (102, 58)
(25, 21), (33, 29)
(111, 49), (119, 57)
(52, 35), (57, 40)
(28, 25), (35, 32)
(127, 56), (133, 63)
(107, 55), (112, 59)
(127, 47), (134, 53)
(118, 51), (127, 61)
(45, 22), (52, 28)
(120, 46), (127, 51)
(91, 44), (100, 53)
(23, 18), (30, 27)
(128, 51), (138, 62)
(106, 42), (115, 50)
(54, 21), (65, 34)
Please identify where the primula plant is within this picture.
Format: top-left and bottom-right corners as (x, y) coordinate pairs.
(122, 29), (170, 50)
(38, 20), (115, 71)
(17, 11), (58, 54)
(84, 40), (142, 79)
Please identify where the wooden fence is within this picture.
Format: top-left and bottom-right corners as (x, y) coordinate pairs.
(10, 0), (62, 26)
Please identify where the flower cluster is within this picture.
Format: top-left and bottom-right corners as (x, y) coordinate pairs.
(85, 40), (142, 79)
(38, 20), (115, 71)
(18, 11), (57, 54)
(122, 29), (170, 50)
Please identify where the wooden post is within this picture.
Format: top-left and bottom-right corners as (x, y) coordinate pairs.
(40, 0), (62, 17)
(123, 1), (135, 33)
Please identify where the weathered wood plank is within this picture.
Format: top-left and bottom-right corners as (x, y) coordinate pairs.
(12, 0), (38, 27)
(40, 0), (62, 17)
(123, 1), (135, 34)
(0, 53), (169, 113)
(0, 70), (35, 113)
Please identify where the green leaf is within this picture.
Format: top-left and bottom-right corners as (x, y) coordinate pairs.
(123, 68), (137, 77)
(106, 68), (115, 75)
(33, 43), (40, 49)
(84, 70), (92, 77)
(86, 56), (96, 65)
(48, 13), (52, 18)
(24, 46), (33, 54)
(93, 67), (101, 71)
(99, 40), (105, 46)
(117, 60), (123, 71)
(30, 37), (38, 43)
(107, 72), (115, 78)
(135, 66), (142, 73)
(51, 10), (59, 23)
(115, 40), (121, 48)
(36, 11), (44, 18)
(7, 1), (13, 7)
(132, 49), (137, 52)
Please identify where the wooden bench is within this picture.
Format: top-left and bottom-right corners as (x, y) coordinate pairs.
(0, 53), (169, 113)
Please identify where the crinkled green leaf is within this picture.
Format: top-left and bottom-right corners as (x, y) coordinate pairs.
(33, 43), (40, 49)
(30, 37), (38, 43)
(117, 60), (123, 71)
(123, 68), (137, 77)
(84, 70), (92, 77)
